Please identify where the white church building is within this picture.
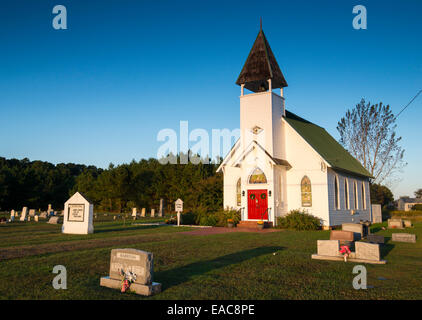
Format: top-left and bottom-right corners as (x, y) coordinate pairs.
(217, 27), (373, 227)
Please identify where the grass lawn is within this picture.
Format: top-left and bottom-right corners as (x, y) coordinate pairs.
(0, 213), (421, 300)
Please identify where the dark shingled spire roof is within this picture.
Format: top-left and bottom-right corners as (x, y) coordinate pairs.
(236, 27), (287, 93)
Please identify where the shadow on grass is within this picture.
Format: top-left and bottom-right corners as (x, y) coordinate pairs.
(94, 225), (163, 234)
(371, 226), (383, 233)
(156, 246), (284, 291)
(380, 237), (395, 258)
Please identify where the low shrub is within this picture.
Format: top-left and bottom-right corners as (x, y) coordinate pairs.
(411, 204), (422, 211)
(181, 208), (240, 226)
(276, 209), (321, 231)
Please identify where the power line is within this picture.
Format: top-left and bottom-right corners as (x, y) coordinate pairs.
(396, 89), (422, 118)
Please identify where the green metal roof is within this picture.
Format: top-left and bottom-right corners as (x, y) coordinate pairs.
(284, 110), (373, 179)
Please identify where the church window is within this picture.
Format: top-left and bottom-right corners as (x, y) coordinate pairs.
(249, 167), (267, 184)
(354, 181), (358, 209)
(334, 175), (340, 209)
(301, 176), (312, 207)
(344, 178), (350, 209)
(362, 182), (366, 210)
(236, 178), (241, 206)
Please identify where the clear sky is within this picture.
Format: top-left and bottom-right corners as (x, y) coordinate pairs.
(0, 0), (421, 199)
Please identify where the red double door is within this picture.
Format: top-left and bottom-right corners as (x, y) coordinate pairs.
(247, 189), (268, 220)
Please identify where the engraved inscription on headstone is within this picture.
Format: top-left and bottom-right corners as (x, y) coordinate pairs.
(355, 242), (381, 261)
(67, 204), (85, 222)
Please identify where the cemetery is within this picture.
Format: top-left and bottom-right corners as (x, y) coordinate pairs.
(0, 203), (421, 299)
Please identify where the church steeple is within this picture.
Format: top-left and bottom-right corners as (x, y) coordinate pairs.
(236, 25), (287, 93)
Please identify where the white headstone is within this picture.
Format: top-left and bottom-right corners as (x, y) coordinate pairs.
(150, 209), (155, 217)
(371, 204), (382, 223)
(29, 209), (35, 217)
(62, 192), (94, 235)
(48, 216), (59, 224)
(34, 215), (39, 222)
(20, 207), (28, 221)
(141, 208), (146, 217)
(159, 199), (164, 217)
(132, 208), (138, 217)
(317, 240), (340, 257)
(355, 242), (381, 261)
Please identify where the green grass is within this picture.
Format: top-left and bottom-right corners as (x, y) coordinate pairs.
(0, 214), (421, 300)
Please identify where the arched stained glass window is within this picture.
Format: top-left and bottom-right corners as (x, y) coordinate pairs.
(236, 178), (241, 206)
(345, 178), (350, 209)
(334, 175), (340, 209)
(362, 182), (366, 210)
(354, 181), (358, 210)
(301, 176), (312, 207)
(249, 167), (267, 184)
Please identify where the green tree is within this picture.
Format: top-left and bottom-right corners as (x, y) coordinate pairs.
(414, 189), (422, 199)
(370, 183), (394, 208)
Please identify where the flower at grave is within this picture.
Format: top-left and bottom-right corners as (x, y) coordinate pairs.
(119, 269), (137, 293)
(257, 220), (264, 225)
(339, 245), (351, 262)
(227, 219), (234, 223)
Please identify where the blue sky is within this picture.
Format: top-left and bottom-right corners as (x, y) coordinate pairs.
(0, 0), (421, 198)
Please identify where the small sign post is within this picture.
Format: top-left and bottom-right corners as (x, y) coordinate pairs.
(175, 199), (183, 226)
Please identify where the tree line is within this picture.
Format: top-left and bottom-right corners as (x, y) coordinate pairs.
(0, 154), (223, 213)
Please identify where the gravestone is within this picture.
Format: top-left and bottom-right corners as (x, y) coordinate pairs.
(371, 204), (382, 223)
(27, 216), (31, 222)
(29, 209), (35, 217)
(40, 212), (47, 219)
(367, 234), (385, 244)
(150, 209), (155, 218)
(10, 210), (15, 220)
(141, 208), (146, 217)
(388, 219), (403, 229)
(403, 220), (413, 228)
(158, 199), (164, 217)
(342, 223), (365, 240)
(132, 208), (137, 218)
(48, 216), (59, 224)
(62, 192), (94, 235)
(20, 207), (28, 221)
(392, 233), (416, 243)
(317, 240), (340, 257)
(100, 248), (161, 296)
(330, 230), (354, 241)
(355, 242), (381, 261)
(330, 230), (354, 250)
(34, 215), (39, 222)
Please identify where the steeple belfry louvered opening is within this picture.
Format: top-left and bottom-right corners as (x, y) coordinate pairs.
(236, 26), (287, 93)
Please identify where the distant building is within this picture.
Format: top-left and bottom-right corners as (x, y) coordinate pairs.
(397, 197), (422, 211)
